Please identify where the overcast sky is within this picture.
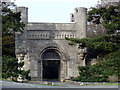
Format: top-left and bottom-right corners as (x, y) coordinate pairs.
(15, 0), (99, 23)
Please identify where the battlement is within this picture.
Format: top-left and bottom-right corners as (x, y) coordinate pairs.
(74, 7), (87, 13)
(17, 7), (28, 24)
(70, 7), (87, 23)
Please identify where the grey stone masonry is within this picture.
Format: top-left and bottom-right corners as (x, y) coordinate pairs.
(15, 6), (87, 82)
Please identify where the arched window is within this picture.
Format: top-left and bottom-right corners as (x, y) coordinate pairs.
(42, 49), (60, 60)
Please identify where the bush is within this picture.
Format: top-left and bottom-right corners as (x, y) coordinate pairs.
(74, 51), (120, 82)
(2, 56), (31, 81)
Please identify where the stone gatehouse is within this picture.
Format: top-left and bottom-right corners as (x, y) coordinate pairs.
(15, 6), (87, 82)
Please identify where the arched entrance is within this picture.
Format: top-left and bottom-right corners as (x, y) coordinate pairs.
(42, 49), (60, 81)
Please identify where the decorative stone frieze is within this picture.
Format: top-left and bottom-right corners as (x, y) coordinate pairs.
(27, 30), (76, 40)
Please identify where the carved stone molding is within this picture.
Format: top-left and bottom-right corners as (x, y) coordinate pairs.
(27, 30), (76, 40)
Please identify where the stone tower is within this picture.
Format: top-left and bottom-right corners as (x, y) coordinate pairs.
(70, 7), (87, 38)
(16, 7), (87, 82)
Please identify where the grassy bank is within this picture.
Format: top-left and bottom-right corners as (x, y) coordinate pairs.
(84, 83), (119, 86)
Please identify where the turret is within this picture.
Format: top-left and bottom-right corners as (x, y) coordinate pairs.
(74, 7), (87, 23)
(15, 7), (28, 55)
(17, 7), (28, 24)
(70, 7), (87, 38)
(70, 13), (75, 22)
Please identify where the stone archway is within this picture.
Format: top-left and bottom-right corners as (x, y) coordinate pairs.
(42, 49), (61, 81)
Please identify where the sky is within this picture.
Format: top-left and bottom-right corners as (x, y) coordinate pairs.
(14, 0), (100, 23)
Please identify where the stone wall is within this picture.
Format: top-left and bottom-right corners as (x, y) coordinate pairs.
(15, 7), (87, 82)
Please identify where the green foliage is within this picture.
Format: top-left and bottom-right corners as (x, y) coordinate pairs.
(66, 35), (120, 58)
(2, 35), (15, 56)
(2, 56), (31, 81)
(87, 4), (120, 34)
(2, 2), (24, 56)
(2, 11), (25, 36)
(67, 35), (120, 82)
(67, 3), (120, 82)
(2, 2), (30, 81)
(2, 2), (25, 36)
(73, 51), (120, 82)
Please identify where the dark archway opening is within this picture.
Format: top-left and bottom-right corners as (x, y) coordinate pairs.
(42, 49), (60, 81)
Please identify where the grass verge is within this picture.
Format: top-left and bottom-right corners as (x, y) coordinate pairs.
(84, 83), (119, 86)
(40, 84), (66, 87)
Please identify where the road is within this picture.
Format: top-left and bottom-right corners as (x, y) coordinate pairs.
(1, 80), (119, 89)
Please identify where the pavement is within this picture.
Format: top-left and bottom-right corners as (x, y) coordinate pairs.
(1, 80), (119, 88)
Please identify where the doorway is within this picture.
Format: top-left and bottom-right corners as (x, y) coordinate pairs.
(42, 49), (60, 81)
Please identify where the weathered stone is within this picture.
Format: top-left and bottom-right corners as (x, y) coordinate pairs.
(15, 6), (88, 82)
(108, 75), (118, 82)
(90, 58), (98, 65)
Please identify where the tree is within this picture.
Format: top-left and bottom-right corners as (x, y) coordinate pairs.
(87, 23), (105, 37)
(88, 0), (120, 37)
(67, 35), (120, 59)
(2, 2), (25, 56)
(87, 4), (120, 34)
(2, 5), (24, 36)
(66, 3), (120, 82)
(2, 2), (30, 81)
(73, 50), (120, 82)
(2, 56), (31, 81)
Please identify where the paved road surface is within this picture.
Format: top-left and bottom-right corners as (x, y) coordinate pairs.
(1, 80), (119, 88)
